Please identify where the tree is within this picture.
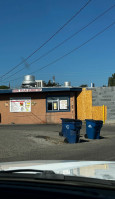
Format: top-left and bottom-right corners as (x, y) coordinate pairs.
(44, 80), (60, 87)
(0, 85), (9, 89)
(79, 84), (88, 87)
(108, 73), (115, 86)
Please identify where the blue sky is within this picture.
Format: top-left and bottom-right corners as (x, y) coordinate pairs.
(0, 0), (115, 87)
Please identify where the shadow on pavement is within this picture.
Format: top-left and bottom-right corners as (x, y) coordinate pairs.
(99, 136), (107, 139)
(79, 139), (89, 143)
(64, 138), (89, 144)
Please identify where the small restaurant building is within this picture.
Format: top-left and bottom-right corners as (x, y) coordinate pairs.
(0, 87), (82, 124)
(0, 85), (111, 124)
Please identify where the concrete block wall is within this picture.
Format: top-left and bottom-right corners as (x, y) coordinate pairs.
(87, 87), (115, 121)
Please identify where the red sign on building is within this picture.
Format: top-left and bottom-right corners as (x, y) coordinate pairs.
(12, 88), (42, 93)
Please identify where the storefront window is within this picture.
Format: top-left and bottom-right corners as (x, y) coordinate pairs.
(47, 96), (70, 112)
(53, 101), (58, 110)
(48, 102), (52, 111)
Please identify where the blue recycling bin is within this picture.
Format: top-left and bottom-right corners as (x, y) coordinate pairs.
(60, 118), (82, 143)
(66, 129), (80, 144)
(85, 119), (103, 139)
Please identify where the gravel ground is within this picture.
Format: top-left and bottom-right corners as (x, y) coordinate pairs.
(0, 124), (114, 162)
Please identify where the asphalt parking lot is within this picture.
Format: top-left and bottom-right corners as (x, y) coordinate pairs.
(0, 123), (115, 162)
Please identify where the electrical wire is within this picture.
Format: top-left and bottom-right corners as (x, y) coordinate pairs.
(3, 2), (115, 82)
(0, 0), (92, 79)
(2, 21), (115, 84)
(30, 21), (115, 74)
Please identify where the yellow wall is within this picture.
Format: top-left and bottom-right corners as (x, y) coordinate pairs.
(77, 88), (92, 120)
(92, 106), (107, 121)
(77, 88), (107, 121)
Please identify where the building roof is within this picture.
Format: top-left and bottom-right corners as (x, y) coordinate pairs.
(0, 87), (82, 94)
(0, 89), (12, 94)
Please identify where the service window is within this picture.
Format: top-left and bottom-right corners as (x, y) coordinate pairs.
(53, 101), (58, 110)
(48, 102), (52, 111)
(47, 96), (70, 112)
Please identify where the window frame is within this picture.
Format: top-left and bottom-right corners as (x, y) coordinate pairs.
(46, 95), (70, 113)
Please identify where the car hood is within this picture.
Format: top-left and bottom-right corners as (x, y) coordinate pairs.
(0, 161), (115, 181)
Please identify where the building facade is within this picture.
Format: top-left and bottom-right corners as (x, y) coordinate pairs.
(0, 87), (81, 124)
(0, 86), (114, 124)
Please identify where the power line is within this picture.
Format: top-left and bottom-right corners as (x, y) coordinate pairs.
(3, 2), (115, 82)
(2, 69), (112, 84)
(30, 3), (115, 65)
(30, 21), (115, 74)
(0, 0), (92, 79)
(2, 21), (115, 84)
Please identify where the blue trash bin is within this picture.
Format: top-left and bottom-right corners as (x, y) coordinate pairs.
(60, 118), (82, 137)
(60, 118), (82, 143)
(60, 118), (76, 137)
(66, 128), (80, 144)
(85, 119), (103, 139)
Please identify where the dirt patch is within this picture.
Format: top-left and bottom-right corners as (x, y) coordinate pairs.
(46, 137), (64, 145)
(35, 135), (50, 139)
(29, 135), (65, 145)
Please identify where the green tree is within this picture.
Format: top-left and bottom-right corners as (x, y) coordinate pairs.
(79, 84), (88, 87)
(108, 73), (115, 86)
(44, 80), (60, 87)
(0, 85), (9, 89)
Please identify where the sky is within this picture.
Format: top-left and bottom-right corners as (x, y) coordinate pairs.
(0, 0), (115, 88)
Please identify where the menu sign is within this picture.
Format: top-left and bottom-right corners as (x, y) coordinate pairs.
(10, 98), (31, 112)
(60, 100), (67, 110)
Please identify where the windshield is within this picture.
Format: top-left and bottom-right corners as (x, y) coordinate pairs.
(0, 161), (115, 181)
(0, 0), (115, 183)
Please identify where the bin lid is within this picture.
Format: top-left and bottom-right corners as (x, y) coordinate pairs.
(93, 120), (103, 124)
(85, 119), (94, 121)
(85, 119), (103, 125)
(61, 118), (82, 123)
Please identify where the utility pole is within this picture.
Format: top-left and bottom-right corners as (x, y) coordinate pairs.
(53, 76), (55, 83)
